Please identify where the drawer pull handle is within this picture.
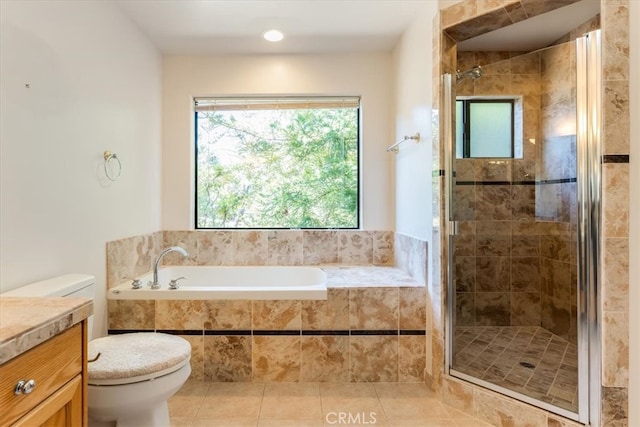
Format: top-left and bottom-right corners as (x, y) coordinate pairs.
(14, 379), (36, 395)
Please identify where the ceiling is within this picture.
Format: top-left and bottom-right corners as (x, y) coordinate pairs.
(114, 0), (431, 55)
(114, 0), (601, 55)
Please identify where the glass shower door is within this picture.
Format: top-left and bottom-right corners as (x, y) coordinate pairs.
(446, 30), (601, 424)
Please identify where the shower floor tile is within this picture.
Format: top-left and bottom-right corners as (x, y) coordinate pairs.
(453, 326), (578, 412)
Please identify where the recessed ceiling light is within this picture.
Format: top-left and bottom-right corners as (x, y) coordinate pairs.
(263, 29), (284, 42)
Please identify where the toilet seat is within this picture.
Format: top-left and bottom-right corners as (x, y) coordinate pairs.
(88, 333), (191, 386)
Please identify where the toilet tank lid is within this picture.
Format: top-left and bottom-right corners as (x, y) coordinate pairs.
(1, 274), (95, 298)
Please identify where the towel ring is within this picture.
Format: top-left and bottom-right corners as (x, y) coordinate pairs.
(103, 150), (122, 181)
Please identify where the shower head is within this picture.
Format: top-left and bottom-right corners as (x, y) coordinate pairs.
(456, 65), (483, 84)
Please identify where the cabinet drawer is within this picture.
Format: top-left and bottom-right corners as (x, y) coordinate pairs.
(0, 324), (82, 427)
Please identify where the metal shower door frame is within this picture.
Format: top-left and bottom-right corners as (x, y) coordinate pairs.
(443, 30), (602, 426)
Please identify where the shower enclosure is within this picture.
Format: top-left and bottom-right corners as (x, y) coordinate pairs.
(444, 30), (601, 424)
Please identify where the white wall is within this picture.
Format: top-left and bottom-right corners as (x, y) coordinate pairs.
(627, 2), (639, 424)
(392, 3), (439, 241)
(161, 53), (394, 231)
(0, 1), (162, 337)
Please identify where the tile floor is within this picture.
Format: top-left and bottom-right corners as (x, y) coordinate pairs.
(453, 326), (578, 412)
(168, 381), (494, 426)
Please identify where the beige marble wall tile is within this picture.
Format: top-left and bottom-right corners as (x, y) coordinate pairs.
(349, 288), (398, 330)
(602, 311), (629, 387)
(204, 335), (252, 382)
(456, 159), (477, 181)
(603, 81), (630, 155)
(372, 231), (394, 265)
(476, 257), (510, 292)
(441, 0), (478, 28)
(398, 335), (426, 382)
(162, 231), (198, 266)
(476, 0), (511, 15)
(430, 336), (445, 391)
(442, 377), (474, 415)
(476, 185), (512, 220)
(197, 231), (235, 265)
(266, 230), (303, 265)
(252, 300), (301, 330)
(603, 279), (629, 313)
(394, 233), (428, 284)
(446, 8), (513, 41)
(399, 287), (427, 330)
(204, 300), (251, 330)
(300, 336), (348, 382)
(603, 238), (629, 288)
(303, 231), (338, 265)
(480, 53), (512, 75)
(181, 335), (204, 380)
(301, 288), (349, 330)
(510, 292), (541, 326)
(338, 231), (373, 265)
(475, 292), (510, 326)
(541, 44), (572, 105)
(547, 415), (584, 427)
(252, 336), (300, 382)
(473, 386), (547, 426)
(233, 231), (268, 265)
(454, 185), (476, 220)
(454, 234), (476, 257)
(475, 160), (512, 182)
(602, 164), (629, 237)
(601, 386), (628, 426)
(156, 300), (205, 330)
(350, 336), (398, 382)
(108, 299), (155, 330)
(511, 257), (540, 292)
(106, 232), (162, 289)
(602, 3), (629, 81)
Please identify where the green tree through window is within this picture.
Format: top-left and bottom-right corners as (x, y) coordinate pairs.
(195, 97), (359, 228)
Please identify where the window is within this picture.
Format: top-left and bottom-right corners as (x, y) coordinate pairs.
(194, 96), (360, 229)
(456, 99), (514, 158)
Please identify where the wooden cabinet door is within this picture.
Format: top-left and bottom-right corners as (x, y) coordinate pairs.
(13, 376), (82, 427)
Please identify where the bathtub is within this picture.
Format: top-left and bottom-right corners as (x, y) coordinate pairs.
(108, 266), (327, 300)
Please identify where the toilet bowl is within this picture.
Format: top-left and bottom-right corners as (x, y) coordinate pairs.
(1, 274), (192, 427)
(87, 332), (191, 427)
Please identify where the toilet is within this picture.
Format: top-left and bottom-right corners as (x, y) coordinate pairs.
(2, 274), (191, 427)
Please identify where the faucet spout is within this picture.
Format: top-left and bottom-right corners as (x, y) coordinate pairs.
(152, 246), (189, 289)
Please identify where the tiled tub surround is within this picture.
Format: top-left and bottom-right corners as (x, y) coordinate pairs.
(108, 267), (427, 383)
(106, 231), (430, 383)
(106, 230), (395, 291)
(437, 0), (630, 425)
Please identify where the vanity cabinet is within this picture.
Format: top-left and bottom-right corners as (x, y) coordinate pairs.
(0, 321), (87, 427)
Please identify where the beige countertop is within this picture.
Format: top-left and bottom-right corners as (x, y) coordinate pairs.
(321, 266), (423, 287)
(0, 297), (93, 364)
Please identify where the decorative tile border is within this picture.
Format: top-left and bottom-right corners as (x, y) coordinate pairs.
(602, 154), (630, 163)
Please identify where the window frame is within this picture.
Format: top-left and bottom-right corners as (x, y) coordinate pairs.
(193, 96), (362, 230)
(458, 98), (515, 159)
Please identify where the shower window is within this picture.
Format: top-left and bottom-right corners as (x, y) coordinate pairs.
(194, 96), (360, 229)
(456, 99), (515, 158)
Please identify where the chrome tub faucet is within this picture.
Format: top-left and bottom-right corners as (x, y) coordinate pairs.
(152, 246), (188, 289)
